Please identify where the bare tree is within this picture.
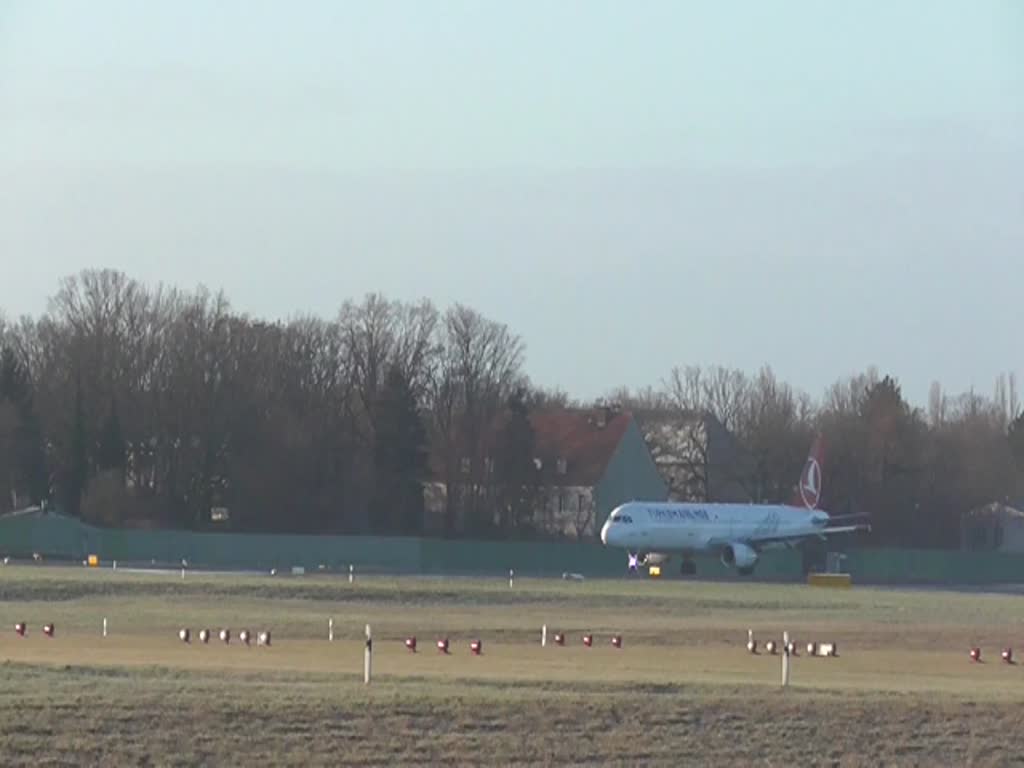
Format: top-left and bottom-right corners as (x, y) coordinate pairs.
(428, 304), (524, 534)
(659, 365), (753, 501)
(1011, 372), (1021, 424)
(603, 384), (671, 411)
(572, 493), (595, 540)
(928, 381), (946, 428)
(9, 267), (1024, 549)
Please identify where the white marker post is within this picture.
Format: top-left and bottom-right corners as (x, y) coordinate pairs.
(509, 568), (514, 588)
(364, 624), (372, 685)
(349, 564), (354, 584)
(329, 618), (334, 642)
(103, 618), (107, 638)
(782, 631), (790, 687)
(542, 624), (547, 647)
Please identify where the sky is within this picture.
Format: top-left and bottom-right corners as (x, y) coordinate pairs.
(1, 0), (1022, 406)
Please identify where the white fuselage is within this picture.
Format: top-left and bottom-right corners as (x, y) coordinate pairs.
(599, 500), (830, 556)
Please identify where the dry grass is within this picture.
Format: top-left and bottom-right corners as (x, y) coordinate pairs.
(2, 565), (1024, 765)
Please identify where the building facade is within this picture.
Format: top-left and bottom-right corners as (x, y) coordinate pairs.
(960, 502), (1024, 553)
(423, 405), (667, 539)
(630, 409), (753, 503)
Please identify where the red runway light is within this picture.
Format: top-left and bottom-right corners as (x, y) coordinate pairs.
(611, 635), (622, 649)
(470, 639), (482, 655)
(405, 636), (417, 652)
(582, 634), (593, 647)
(437, 637), (449, 654)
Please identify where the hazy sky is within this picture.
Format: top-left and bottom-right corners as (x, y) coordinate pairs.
(2, 0), (1022, 405)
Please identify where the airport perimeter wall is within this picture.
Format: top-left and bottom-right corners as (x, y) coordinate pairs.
(0, 512), (801, 579)
(4, 512), (1024, 584)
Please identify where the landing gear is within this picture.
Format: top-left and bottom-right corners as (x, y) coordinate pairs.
(679, 559), (697, 577)
(627, 553), (639, 574)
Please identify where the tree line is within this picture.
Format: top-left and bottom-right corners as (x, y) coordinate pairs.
(609, 365), (1024, 548)
(1, 269), (1022, 548)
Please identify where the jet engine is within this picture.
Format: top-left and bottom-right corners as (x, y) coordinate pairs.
(720, 542), (758, 574)
(639, 553), (670, 566)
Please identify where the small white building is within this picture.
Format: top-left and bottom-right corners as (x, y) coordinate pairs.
(960, 502), (1024, 553)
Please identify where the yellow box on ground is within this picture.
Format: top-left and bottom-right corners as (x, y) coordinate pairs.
(87, 554), (99, 567)
(648, 565), (661, 578)
(808, 572), (851, 588)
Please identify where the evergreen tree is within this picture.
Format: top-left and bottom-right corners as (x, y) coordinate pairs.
(0, 347), (29, 405)
(859, 374), (926, 545)
(1010, 413), (1024, 469)
(97, 396), (126, 481)
(17, 409), (49, 505)
(0, 347), (49, 506)
(370, 367), (428, 534)
(62, 375), (90, 517)
(495, 387), (540, 535)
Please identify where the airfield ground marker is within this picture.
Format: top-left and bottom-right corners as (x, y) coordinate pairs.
(329, 618), (334, 642)
(364, 624), (372, 684)
(782, 631), (791, 687)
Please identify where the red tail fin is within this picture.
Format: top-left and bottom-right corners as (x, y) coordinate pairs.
(791, 434), (825, 509)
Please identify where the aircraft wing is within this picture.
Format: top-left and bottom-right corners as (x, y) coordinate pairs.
(752, 524), (870, 546)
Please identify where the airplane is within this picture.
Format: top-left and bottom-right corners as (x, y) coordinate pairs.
(599, 434), (870, 576)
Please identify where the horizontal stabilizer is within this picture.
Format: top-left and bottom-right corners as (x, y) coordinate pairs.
(826, 513), (872, 523)
(820, 524), (871, 535)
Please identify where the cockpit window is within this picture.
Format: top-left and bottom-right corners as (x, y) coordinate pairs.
(610, 513), (633, 524)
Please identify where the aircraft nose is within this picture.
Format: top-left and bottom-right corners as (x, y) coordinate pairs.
(600, 519), (610, 546)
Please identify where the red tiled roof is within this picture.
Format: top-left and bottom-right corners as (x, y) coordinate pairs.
(427, 407), (633, 487)
(528, 408), (632, 486)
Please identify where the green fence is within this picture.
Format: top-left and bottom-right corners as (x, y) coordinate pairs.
(3, 512), (1024, 584)
(843, 548), (1024, 585)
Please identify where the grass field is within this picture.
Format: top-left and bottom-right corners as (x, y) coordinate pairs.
(2, 566), (1024, 766)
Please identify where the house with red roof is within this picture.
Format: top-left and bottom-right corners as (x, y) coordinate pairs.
(423, 404), (667, 539)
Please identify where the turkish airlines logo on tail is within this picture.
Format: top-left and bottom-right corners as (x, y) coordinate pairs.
(799, 457), (822, 509)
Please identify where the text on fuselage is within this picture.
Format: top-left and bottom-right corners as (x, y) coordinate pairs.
(646, 507), (711, 522)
